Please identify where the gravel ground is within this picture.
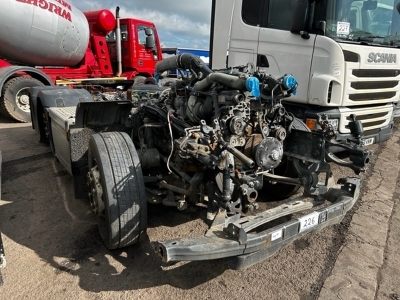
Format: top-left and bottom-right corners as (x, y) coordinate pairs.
(0, 114), (389, 300)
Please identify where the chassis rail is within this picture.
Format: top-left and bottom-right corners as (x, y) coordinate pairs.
(152, 177), (360, 269)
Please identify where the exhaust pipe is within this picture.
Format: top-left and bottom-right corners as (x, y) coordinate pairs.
(115, 6), (122, 77)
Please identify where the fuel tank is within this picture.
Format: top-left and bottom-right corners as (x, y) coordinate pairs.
(0, 0), (90, 66)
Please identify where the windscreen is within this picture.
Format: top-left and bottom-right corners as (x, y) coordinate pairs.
(319, 0), (400, 45)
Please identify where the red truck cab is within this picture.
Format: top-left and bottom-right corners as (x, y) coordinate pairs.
(108, 18), (163, 80)
(85, 9), (163, 80)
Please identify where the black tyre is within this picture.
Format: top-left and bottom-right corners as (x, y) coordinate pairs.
(88, 132), (147, 249)
(144, 77), (156, 84)
(262, 117), (310, 199)
(133, 76), (146, 85)
(262, 158), (301, 199)
(0, 77), (44, 122)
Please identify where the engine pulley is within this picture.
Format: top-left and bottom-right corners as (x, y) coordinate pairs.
(229, 116), (246, 135)
(254, 137), (283, 170)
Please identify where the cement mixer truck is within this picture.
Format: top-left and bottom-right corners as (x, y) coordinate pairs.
(0, 0), (163, 122)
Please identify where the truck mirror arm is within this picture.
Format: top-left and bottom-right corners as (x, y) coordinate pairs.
(300, 31), (310, 39)
(315, 21), (326, 36)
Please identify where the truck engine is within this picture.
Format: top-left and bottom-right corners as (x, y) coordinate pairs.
(125, 53), (370, 218)
(130, 55), (303, 214)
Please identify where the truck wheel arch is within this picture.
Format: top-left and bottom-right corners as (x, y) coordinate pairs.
(30, 87), (92, 143)
(0, 66), (53, 97)
(0, 67), (54, 122)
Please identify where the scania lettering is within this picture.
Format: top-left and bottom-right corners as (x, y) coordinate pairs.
(367, 52), (397, 63)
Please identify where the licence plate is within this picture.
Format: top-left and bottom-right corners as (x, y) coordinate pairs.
(298, 212), (320, 233)
(364, 137), (374, 146)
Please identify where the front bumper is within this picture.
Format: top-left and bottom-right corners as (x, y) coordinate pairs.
(152, 177), (360, 269)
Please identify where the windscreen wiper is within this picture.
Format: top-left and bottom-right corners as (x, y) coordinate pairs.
(382, 39), (400, 47)
(355, 35), (384, 42)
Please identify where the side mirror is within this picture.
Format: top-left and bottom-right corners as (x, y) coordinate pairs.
(144, 28), (155, 48)
(146, 35), (156, 48)
(291, 0), (309, 34)
(145, 28), (154, 36)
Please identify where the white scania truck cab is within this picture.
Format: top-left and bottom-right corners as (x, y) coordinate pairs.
(210, 0), (400, 147)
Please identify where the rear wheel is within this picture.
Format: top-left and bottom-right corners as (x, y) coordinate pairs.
(88, 132), (147, 249)
(0, 77), (44, 122)
(133, 76), (146, 85)
(132, 76), (156, 86)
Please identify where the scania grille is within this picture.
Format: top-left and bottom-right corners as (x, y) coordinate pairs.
(344, 69), (400, 106)
(339, 106), (393, 133)
(352, 69), (400, 77)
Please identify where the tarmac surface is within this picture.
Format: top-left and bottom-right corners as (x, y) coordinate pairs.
(320, 119), (400, 300)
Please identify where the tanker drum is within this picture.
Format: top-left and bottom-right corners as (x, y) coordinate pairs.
(0, 0), (90, 66)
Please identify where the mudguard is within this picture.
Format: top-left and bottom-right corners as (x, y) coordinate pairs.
(29, 87), (94, 142)
(73, 100), (132, 128)
(0, 66), (53, 97)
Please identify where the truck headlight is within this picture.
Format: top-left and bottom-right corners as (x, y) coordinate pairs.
(305, 118), (339, 131)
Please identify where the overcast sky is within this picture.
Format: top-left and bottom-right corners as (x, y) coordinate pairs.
(68, 0), (212, 49)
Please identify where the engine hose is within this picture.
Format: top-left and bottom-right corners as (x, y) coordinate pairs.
(159, 180), (191, 196)
(224, 143), (255, 168)
(178, 53), (213, 76)
(155, 56), (179, 73)
(156, 53), (212, 78)
(216, 134), (255, 169)
(187, 73), (247, 122)
(193, 73), (247, 92)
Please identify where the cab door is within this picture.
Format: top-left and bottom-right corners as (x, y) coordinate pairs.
(130, 22), (159, 74)
(225, 0), (262, 69)
(256, 0), (315, 102)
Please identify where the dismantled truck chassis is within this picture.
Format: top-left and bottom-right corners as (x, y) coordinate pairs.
(30, 54), (372, 269)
